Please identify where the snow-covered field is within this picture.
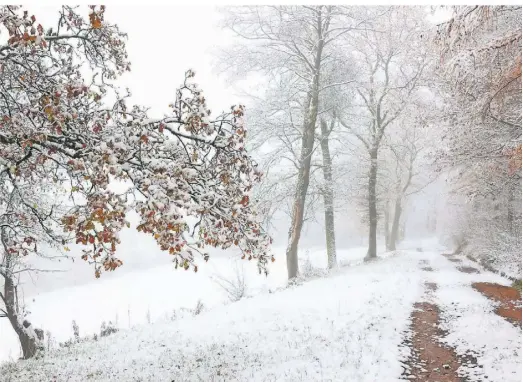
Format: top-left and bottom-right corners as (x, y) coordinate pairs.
(1, 238), (521, 381)
(0, 242), (376, 364)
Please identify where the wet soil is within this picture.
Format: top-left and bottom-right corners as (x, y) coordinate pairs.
(472, 282), (522, 327)
(401, 283), (466, 381)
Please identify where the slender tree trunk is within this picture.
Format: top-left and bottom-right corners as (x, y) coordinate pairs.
(285, 9), (326, 280)
(389, 197), (402, 251)
(286, 127), (314, 278)
(320, 119), (336, 269)
(507, 187), (515, 235)
(286, 88), (319, 279)
(366, 150), (378, 260)
(384, 200), (391, 251)
(399, 220), (406, 242)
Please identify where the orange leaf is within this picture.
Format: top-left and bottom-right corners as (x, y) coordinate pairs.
(89, 13), (102, 29)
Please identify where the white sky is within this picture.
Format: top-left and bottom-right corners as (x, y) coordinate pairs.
(31, 5), (241, 118)
(26, 5), (454, 120)
(109, 5), (242, 117)
(110, 5), (244, 113)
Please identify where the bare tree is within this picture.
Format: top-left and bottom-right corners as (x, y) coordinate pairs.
(380, 111), (436, 251)
(218, 6), (363, 278)
(337, 7), (427, 260)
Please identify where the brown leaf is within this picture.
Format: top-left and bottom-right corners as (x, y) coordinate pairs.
(89, 13), (102, 29)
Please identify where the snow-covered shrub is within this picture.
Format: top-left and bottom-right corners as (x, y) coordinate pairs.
(300, 256), (328, 279)
(170, 307), (194, 321)
(59, 320), (106, 349)
(193, 300), (205, 316)
(72, 320), (80, 342)
(212, 260), (247, 302)
(100, 321), (118, 338)
(146, 307), (151, 324)
(59, 338), (75, 349)
(45, 331), (54, 352)
(441, 190), (521, 279)
(479, 231), (522, 278)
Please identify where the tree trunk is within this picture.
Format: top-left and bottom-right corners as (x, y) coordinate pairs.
(3, 274), (42, 359)
(365, 150), (378, 260)
(399, 219), (406, 242)
(389, 197), (402, 251)
(507, 187), (515, 235)
(285, 10), (326, 280)
(320, 119), (337, 269)
(384, 200), (391, 251)
(286, 92), (319, 279)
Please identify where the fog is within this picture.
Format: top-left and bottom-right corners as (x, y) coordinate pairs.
(0, 5), (520, 376)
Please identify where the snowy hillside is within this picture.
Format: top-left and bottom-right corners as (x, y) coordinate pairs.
(0, 244), (374, 364)
(2, 241), (521, 381)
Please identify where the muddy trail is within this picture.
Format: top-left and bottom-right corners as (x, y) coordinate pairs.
(401, 280), (467, 381)
(401, 253), (521, 381)
(448, 253), (522, 327)
(473, 282), (522, 327)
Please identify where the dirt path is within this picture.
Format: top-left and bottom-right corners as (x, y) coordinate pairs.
(446, 253), (522, 327)
(473, 282), (522, 327)
(401, 281), (464, 381)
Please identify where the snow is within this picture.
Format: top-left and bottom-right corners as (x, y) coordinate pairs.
(0, 245), (370, 364)
(1, 240), (521, 381)
(423, 254), (521, 382)
(1, 244), (424, 381)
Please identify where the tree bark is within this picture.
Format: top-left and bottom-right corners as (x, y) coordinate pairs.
(507, 187), (515, 235)
(1, 225), (43, 359)
(384, 200), (391, 251)
(365, 150), (378, 260)
(3, 274), (42, 359)
(286, 91), (318, 279)
(399, 219), (406, 242)
(389, 197), (402, 251)
(285, 8), (327, 280)
(320, 119), (337, 269)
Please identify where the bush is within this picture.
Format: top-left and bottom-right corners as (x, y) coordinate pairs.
(100, 321), (118, 338)
(193, 300), (204, 316)
(300, 255), (328, 279)
(212, 260), (247, 302)
(72, 320), (80, 342)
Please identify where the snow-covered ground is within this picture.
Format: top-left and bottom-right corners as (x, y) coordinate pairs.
(1, 238), (520, 381)
(0, 242), (376, 364)
(426, 255), (521, 381)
